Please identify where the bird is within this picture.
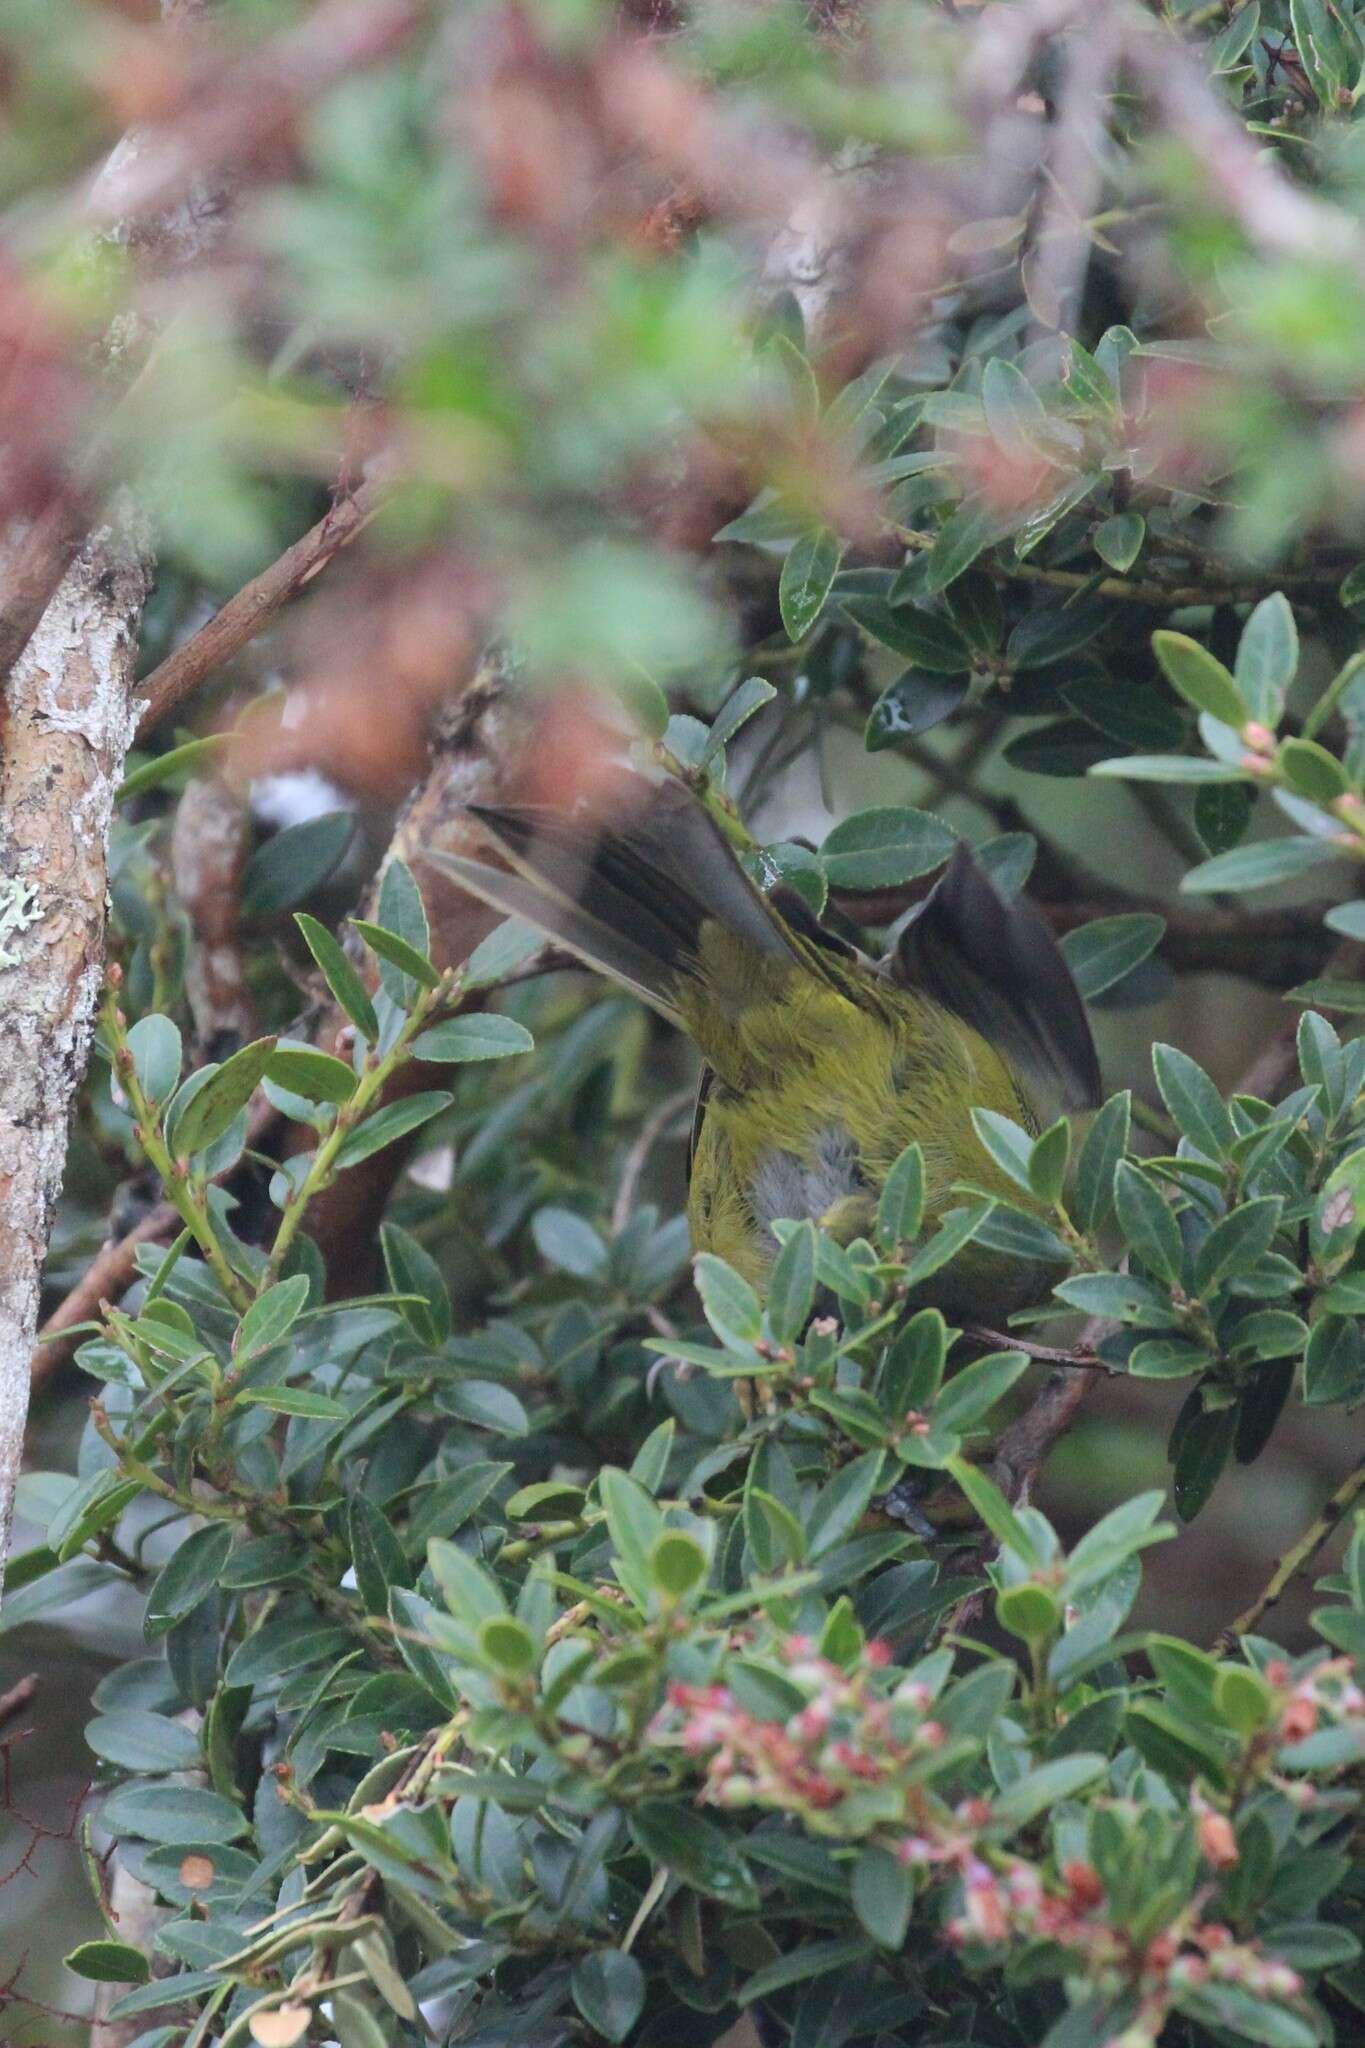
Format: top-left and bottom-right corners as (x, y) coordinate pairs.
(428, 771), (1100, 1316)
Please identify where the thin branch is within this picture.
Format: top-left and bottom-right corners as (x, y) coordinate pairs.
(133, 473), (387, 740)
(612, 1087), (694, 1236)
(966, 1326), (1115, 1374)
(1216, 1452), (1365, 1652)
(0, 1676), (38, 1731)
(29, 1202), (180, 1396)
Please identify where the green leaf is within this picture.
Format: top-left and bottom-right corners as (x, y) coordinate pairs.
(428, 1538), (506, 1624)
(167, 1037), (276, 1157)
(1195, 781), (1254, 856)
(694, 1253), (762, 1350)
(331, 1991), (392, 2048)
(463, 917), (545, 989)
(532, 1206), (608, 1278)
(143, 1523), (234, 1640)
(380, 1221), (451, 1347)
(1060, 915), (1165, 999)
(1279, 737), (1350, 807)
(1028, 1117), (1070, 1205)
(1114, 1162), (1185, 1287)
(1153, 631), (1247, 727)
(237, 1386), (348, 1418)
(351, 919), (441, 994)
(1090, 754), (1248, 784)
(126, 1015), (182, 1104)
(243, 811), (354, 918)
(86, 1710), (203, 1774)
(1289, 0), (1357, 104)
(1005, 719), (1113, 777)
(865, 669), (969, 750)
(1310, 1146), (1365, 1269)
(373, 857), (432, 1008)
(117, 734), (228, 804)
(993, 1754), (1107, 1826)
(877, 1141), (925, 1248)
(1235, 592), (1297, 725)
(970, 1109), (1034, 1191)
(806, 1451), (884, 1559)
(1171, 1398), (1238, 1521)
(840, 596), (972, 671)
(703, 677), (779, 766)
(930, 575), (997, 668)
(767, 1219), (815, 1343)
(1193, 1197), (1282, 1294)
(1129, 1339), (1212, 1379)
(440, 1380), (529, 1435)
(100, 1782), (249, 1844)
(926, 501), (997, 592)
(902, 1202), (994, 1289)
(65, 1940), (151, 1985)
(982, 356), (1059, 459)
(333, 1092), (452, 1169)
(1007, 598), (1108, 672)
(629, 1802), (759, 1908)
(479, 1614), (537, 1675)
(1152, 1042), (1236, 1158)
(1175, 1982), (1317, 2048)
(235, 1275), (311, 1359)
(348, 1493), (411, 1616)
(1289, 978), (1365, 1013)
(1181, 836), (1341, 894)
(781, 530), (842, 640)
(650, 1529), (708, 1597)
(851, 1844), (912, 1948)
(1055, 1271), (1183, 1326)
(264, 1042), (357, 1105)
(1074, 1090), (1131, 1234)
(935, 1351), (1028, 1433)
(820, 806), (957, 890)
(572, 1951), (646, 2045)
(1325, 901), (1365, 940)
(1093, 512), (1144, 571)
(947, 1454), (1041, 1565)
(600, 1466), (665, 1583)
(295, 913), (378, 1043)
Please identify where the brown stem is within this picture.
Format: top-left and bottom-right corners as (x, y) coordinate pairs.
(0, 1674), (38, 1729)
(133, 473), (387, 741)
(29, 1202), (181, 1396)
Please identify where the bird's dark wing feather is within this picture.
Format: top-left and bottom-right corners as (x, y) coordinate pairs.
(890, 843), (1102, 1114)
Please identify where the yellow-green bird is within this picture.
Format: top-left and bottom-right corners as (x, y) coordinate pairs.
(432, 773), (1100, 1315)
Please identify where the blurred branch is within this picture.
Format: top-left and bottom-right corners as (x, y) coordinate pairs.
(170, 771), (256, 1051)
(133, 473), (387, 741)
(81, 0), (429, 242)
(0, 1674), (37, 1730)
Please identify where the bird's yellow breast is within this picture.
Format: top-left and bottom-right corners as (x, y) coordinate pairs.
(680, 944), (1043, 1303)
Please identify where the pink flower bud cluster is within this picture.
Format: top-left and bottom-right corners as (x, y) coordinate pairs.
(653, 1635), (928, 1818)
(652, 1637), (1329, 2048)
(1265, 1654), (1365, 1755)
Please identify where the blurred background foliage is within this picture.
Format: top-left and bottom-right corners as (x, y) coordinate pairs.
(11, 0), (1365, 2038)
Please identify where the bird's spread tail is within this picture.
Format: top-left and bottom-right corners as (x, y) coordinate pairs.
(424, 775), (799, 1029)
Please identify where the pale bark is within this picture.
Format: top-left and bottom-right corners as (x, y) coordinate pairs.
(0, 522), (150, 1596)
